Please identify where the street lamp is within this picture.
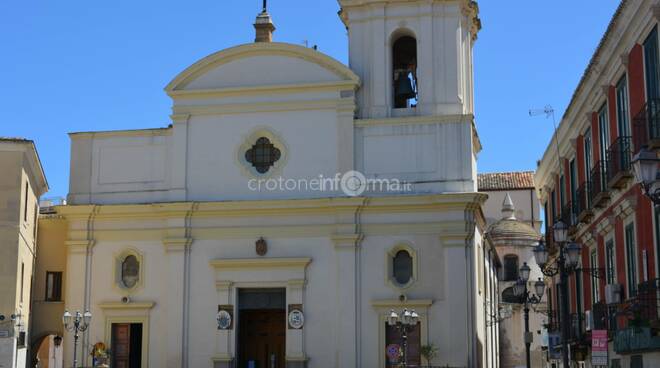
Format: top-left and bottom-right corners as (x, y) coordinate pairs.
(387, 308), (419, 366)
(513, 272), (546, 368)
(553, 221), (569, 244)
(63, 310), (91, 368)
(632, 146), (660, 205)
(533, 235), (604, 368)
(532, 240), (549, 268)
(566, 242), (582, 268)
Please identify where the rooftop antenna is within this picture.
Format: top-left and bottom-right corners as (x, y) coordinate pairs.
(262, 0), (267, 13)
(529, 105), (563, 196)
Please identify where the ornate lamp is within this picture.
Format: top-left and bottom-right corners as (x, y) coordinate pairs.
(566, 242), (582, 269)
(553, 221), (569, 244)
(534, 278), (546, 299)
(520, 262), (531, 282)
(632, 147), (660, 205)
(533, 241), (549, 268)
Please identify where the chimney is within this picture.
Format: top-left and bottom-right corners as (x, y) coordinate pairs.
(254, 11), (275, 43)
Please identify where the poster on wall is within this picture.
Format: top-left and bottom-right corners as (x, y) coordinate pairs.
(592, 329), (608, 366)
(548, 332), (561, 360)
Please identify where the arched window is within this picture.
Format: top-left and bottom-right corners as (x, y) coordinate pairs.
(393, 250), (413, 285)
(503, 254), (519, 282)
(392, 35), (418, 108)
(121, 255), (140, 289)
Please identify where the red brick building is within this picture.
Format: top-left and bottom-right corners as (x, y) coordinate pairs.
(535, 1), (660, 366)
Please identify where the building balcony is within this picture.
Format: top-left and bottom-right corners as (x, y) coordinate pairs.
(569, 312), (586, 343)
(612, 278), (660, 353)
(575, 182), (593, 224)
(593, 300), (617, 335)
(633, 99), (660, 152)
(614, 327), (660, 354)
(559, 201), (579, 235)
(606, 136), (634, 189)
(590, 160), (611, 208)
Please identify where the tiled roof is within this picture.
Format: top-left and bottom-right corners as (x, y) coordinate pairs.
(0, 137), (30, 143)
(478, 171), (535, 191)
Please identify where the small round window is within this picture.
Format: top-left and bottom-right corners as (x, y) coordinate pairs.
(245, 137), (281, 174)
(393, 250), (413, 285)
(121, 255), (139, 289)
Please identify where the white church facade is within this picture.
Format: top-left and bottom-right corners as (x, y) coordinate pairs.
(39, 1), (500, 367)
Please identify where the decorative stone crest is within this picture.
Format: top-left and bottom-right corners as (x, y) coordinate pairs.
(256, 237), (267, 256)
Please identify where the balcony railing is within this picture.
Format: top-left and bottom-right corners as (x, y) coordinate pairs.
(575, 181), (594, 223)
(606, 136), (634, 189)
(589, 160), (611, 208)
(569, 312), (586, 342)
(633, 99), (660, 152)
(592, 301), (617, 333)
(559, 201), (579, 229)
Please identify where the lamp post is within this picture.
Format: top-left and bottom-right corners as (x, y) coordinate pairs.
(533, 221), (579, 368)
(387, 308), (419, 366)
(513, 262), (546, 368)
(632, 146), (660, 205)
(62, 310), (91, 368)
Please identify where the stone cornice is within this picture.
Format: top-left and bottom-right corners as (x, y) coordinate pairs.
(209, 257), (312, 270)
(55, 193), (488, 219)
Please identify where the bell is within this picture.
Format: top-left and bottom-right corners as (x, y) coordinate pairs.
(395, 73), (416, 100)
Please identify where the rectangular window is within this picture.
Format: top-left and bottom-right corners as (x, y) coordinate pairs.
(584, 128), (593, 181)
(606, 239), (616, 285)
(625, 223), (638, 298)
(598, 103), (610, 163)
(45, 271), (63, 302)
(616, 75), (630, 137)
(591, 249), (600, 303)
(20, 262), (25, 303)
(559, 175), (566, 208)
(503, 255), (519, 282)
(33, 203), (38, 239)
(656, 206), (660, 282)
(569, 159), (577, 220)
(644, 26), (660, 102)
(23, 182), (29, 222)
(551, 190), (557, 224)
(576, 266), (583, 313)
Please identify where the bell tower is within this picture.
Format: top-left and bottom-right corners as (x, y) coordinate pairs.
(338, 0), (481, 119)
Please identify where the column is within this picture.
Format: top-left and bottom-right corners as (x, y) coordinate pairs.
(332, 234), (362, 368)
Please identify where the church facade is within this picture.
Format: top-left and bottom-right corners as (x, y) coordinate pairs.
(39, 1), (499, 367)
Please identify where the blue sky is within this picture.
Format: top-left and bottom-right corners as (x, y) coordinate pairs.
(0, 1), (620, 198)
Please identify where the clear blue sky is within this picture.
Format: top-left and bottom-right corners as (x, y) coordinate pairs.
(1, 1), (621, 198)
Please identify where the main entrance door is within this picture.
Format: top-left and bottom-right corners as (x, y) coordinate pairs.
(238, 289), (286, 368)
(111, 323), (142, 368)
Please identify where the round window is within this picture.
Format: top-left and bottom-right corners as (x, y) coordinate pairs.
(121, 255), (139, 289)
(393, 250), (413, 285)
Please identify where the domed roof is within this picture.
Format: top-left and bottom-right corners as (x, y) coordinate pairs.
(486, 193), (540, 247)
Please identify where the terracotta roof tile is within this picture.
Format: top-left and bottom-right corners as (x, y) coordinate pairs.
(478, 171), (535, 191)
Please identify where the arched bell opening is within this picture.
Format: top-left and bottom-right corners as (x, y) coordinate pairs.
(392, 35), (418, 109)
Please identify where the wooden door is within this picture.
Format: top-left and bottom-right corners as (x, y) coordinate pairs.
(238, 309), (286, 368)
(385, 322), (421, 367)
(111, 324), (131, 368)
(111, 323), (142, 368)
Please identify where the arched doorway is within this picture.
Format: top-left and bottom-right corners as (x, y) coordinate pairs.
(32, 334), (63, 368)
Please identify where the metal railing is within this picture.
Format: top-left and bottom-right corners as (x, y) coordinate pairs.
(559, 201), (579, 228)
(589, 160), (609, 205)
(633, 99), (660, 152)
(631, 278), (660, 325)
(575, 181), (592, 220)
(569, 313), (585, 342)
(606, 136), (633, 185)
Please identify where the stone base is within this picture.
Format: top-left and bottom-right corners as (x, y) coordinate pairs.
(286, 360), (307, 368)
